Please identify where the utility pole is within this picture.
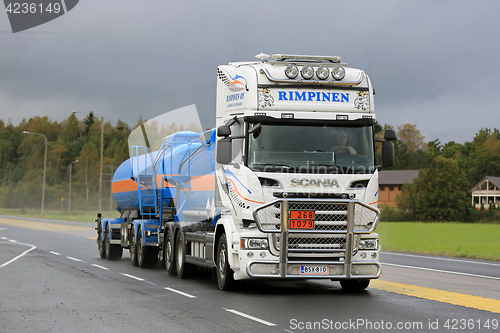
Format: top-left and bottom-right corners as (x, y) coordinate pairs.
(69, 160), (78, 211)
(23, 131), (47, 217)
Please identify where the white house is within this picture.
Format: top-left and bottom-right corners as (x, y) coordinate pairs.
(470, 176), (500, 209)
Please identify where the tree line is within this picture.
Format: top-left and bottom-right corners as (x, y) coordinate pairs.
(0, 114), (498, 221)
(376, 123), (500, 222)
(0, 113), (132, 212)
(0, 113), (201, 213)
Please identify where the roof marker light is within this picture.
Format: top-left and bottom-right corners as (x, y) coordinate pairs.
(272, 54), (342, 62)
(255, 53), (270, 60)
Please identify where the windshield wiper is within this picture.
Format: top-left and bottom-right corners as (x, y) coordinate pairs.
(251, 163), (297, 170)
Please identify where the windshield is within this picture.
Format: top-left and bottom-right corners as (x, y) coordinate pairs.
(247, 123), (375, 174)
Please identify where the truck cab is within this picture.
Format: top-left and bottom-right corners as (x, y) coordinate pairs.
(212, 54), (395, 290)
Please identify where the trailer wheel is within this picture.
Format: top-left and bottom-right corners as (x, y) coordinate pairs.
(175, 232), (192, 279)
(129, 225), (138, 266)
(340, 279), (370, 292)
(97, 223), (106, 259)
(137, 226), (158, 268)
(105, 225), (123, 261)
(216, 234), (234, 291)
(164, 229), (175, 276)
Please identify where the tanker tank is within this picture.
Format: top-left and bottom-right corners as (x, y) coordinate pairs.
(111, 130), (216, 220)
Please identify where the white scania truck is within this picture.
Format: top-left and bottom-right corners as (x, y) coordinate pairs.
(97, 53), (396, 291)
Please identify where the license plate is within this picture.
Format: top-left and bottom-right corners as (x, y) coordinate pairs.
(300, 265), (329, 275)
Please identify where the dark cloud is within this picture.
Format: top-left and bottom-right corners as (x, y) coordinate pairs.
(0, 0), (498, 143)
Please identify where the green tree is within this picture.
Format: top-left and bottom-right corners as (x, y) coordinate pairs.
(397, 156), (469, 221)
(76, 143), (99, 205)
(397, 123), (427, 153)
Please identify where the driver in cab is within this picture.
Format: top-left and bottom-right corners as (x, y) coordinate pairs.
(332, 131), (357, 155)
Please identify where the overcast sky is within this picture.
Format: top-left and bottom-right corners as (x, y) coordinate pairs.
(0, 0), (498, 144)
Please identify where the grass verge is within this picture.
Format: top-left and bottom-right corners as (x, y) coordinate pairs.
(377, 222), (500, 261)
(0, 208), (120, 223)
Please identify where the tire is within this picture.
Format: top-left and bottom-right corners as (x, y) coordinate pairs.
(105, 225), (123, 261)
(97, 223), (107, 259)
(164, 229), (175, 276)
(129, 225), (138, 266)
(340, 279), (370, 292)
(216, 234), (234, 291)
(175, 232), (192, 279)
(137, 227), (158, 268)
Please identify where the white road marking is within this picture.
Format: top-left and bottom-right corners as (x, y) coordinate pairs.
(91, 264), (109, 270)
(145, 281), (157, 286)
(8, 239), (17, 243)
(0, 242), (36, 268)
(50, 251), (61, 255)
(0, 228), (6, 230)
(382, 262), (500, 280)
(120, 273), (145, 281)
(164, 287), (196, 299)
(0, 237), (7, 240)
(383, 252), (500, 267)
(223, 308), (276, 326)
(67, 256), (85, 263)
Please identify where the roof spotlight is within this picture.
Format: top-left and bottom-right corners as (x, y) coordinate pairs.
(316, 65), (329, 80)
(284, 64), (299, 79)
(301, 65), (314, 80)
(332, 66), (345, 80)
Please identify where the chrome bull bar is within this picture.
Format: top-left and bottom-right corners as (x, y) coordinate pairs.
(251, 199), (380, 278)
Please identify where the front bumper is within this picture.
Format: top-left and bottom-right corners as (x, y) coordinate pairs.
(246, 260), (381, 279)
(247, 198), (381, 280)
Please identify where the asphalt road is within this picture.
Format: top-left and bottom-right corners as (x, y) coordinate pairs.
(1, 216), (499, 333)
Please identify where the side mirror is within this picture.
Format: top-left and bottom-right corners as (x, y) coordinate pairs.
(217, 125), (231, 137)
(382, 141), (394, 168)
(384, 129), (397, 141)
(217, 138), (232, 164)
(248, 123), (261, 134)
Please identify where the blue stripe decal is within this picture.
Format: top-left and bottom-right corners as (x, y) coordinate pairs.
(223, 167), (251, 194)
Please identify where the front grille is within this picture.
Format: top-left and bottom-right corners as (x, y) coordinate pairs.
(275, 234), (346, 251)
(253, 199), (379, 255)
(254, 201), (349, 232)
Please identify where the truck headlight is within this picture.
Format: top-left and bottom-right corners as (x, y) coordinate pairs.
(284, 64), (299, 79)
(300, 65), (314, 80)
(359, 239), (378, 250)
(331, 65), (345, 80)
(316, 65), (329, 80)
(241, 238), (269, 249)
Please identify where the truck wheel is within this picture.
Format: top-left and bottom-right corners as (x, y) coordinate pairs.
(105, 225), (123, 261)
(97, 223), (107, 259)
(175, 232), (192, 279)
(164, 229), (175, 276)
(137, 226), (158, 268)
(340, 279), (370, 292)
(129, 225), (138, 266)
(216, 234), (234, 291)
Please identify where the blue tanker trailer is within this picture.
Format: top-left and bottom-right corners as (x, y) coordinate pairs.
(96, 129), (217, 270)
